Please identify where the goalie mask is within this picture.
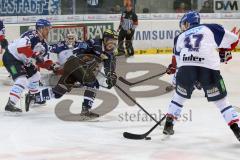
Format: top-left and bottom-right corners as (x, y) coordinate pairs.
(66, 32), (77, 48)
(103, 29), (118, 52)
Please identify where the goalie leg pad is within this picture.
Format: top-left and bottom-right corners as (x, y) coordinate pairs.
(35, 88), (54, 102)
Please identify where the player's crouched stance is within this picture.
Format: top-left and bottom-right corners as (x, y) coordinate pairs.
(2, 19), (53, 114)
(163, 11), (240, 141)
(26, 29), (118, 120)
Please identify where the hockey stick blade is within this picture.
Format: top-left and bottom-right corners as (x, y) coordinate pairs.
(123, 115), (166, 140)
(123, 132), (147, 140)
(118, 76), (134, 86)
(119, 71), (167, 86)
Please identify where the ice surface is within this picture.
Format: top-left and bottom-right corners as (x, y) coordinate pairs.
(0, 54), (239, 160)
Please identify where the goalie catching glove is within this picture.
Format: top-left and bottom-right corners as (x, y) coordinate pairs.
(106, 72), (117, 89)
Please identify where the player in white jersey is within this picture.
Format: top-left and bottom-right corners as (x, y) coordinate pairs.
(162, 11), (240, 141)
(2, 19), (54, 113)
(167, 16), (203, 90)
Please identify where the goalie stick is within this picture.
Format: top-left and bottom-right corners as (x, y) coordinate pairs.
(119, 70), (167, 86)
(114, 84), (166, 140)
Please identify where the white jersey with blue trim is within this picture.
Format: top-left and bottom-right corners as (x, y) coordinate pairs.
(175, 24), (238, 70)
(8, 30), (49, 64)
(50, 40), (83, 66)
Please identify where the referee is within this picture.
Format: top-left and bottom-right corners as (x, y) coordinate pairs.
(117, 4), (138, 57)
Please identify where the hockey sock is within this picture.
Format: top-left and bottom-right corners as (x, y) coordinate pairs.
(9, 76), (28, 104)
(214, 97), (239, 126)
(28, 72), (41, 94)
(82, 89), (96, 109)
(167, 92), (187, 122)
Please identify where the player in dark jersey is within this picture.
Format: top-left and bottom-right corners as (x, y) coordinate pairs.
(26, 29), (118, 120)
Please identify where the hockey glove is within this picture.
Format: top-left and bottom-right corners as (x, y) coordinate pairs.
(33, 52), (44, 64)
(0, 38), (8, 49)
(106, 72), (117, 89)
(50, 63), (63, 74)
(219, 50), (232, 63)
(167, 55), (177, 74)
(166, 64), (176, 74)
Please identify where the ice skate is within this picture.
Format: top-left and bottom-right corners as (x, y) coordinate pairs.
(163, 116), (175, 135)
(230, 123), (240, 141)
(5, 99), (22, 115)
(79, 107), (100, 121)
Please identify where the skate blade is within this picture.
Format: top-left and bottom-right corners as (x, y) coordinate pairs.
(78, 115), (99, 121)
(32, 103), (47, 108)
(4, 111), (22, 116)
(161, 134), (171, 141)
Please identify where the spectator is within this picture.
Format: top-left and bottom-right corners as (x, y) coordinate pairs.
(200, 0), (214, 13)
(142, 8), (150, 13)
(86, 0), (103, 13)
(113, 5), (122, 13)
(175, 2), (187, 13)
(109, 5), (122, 14)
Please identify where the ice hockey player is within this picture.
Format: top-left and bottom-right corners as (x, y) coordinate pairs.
(0, 20), (8, 53)
(2, 19), (55, 113)
(162, 11), (240, 141)
(166, 15), (202, 91)
(26, 29), (118, 120)
(50, 32), (82, 68)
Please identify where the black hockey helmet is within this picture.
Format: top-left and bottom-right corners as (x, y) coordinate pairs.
(103, 29), (118, 40)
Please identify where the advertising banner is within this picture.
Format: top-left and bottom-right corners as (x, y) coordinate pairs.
(132, 20), (181, 49)
(20, 22), (114, 44)
(214, 0), (240, 13)
(0, 0), (61, 16)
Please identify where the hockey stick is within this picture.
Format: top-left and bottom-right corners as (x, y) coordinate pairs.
(123, 115), (166, 140)
(114, 84), (166, 139)
(119, 70), (167, 86)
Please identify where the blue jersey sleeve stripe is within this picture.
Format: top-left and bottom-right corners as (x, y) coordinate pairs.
(204, 24), (225, 47)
